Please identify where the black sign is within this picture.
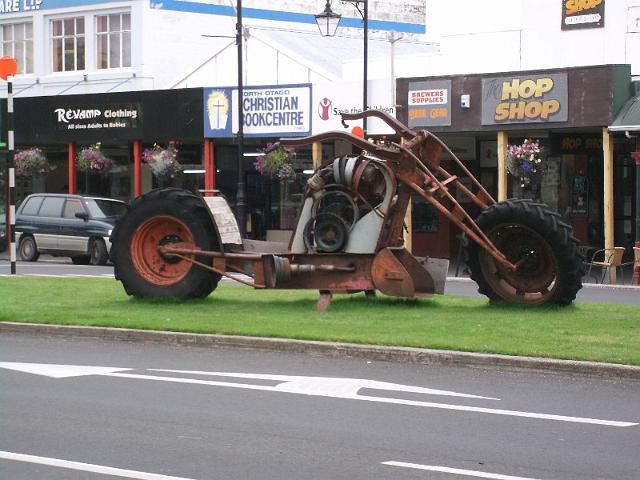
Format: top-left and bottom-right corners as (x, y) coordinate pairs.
(551, 134), (602, 154)
(54, 104), (142, 132)
(561, 0), (605, 30)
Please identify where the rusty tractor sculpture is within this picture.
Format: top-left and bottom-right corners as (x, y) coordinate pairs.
(110, 110), (583, 309)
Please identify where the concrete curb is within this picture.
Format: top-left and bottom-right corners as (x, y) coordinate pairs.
(2, 321), (640, 380)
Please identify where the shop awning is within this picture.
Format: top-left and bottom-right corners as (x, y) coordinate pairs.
(609, 94), (640, 132)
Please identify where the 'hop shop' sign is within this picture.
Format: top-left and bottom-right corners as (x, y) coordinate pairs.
(481, 73), (568, 125)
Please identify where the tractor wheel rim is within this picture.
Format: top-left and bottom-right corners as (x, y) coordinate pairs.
(479, 223), (558, 304)
(130, 215), (195, 286)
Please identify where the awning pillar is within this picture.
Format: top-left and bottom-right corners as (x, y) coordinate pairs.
(133, 140), (142, 198)
(204, 138), (216, 196)
(497, 131), (508, 201)
(603, 127), (615, 282)
(67, 142), (77, 194)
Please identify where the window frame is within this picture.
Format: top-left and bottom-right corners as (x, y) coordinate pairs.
(38, 197), (65, 218)
(95, 12), (131, 70)
(1, 22), (34, 75)
(51, 16), (86, 73)
(63, 199), (86, 219)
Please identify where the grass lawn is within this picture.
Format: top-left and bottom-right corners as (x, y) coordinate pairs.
(1, 276), (640, 365)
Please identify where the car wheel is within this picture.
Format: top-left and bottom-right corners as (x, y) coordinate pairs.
(19, 235), (40, 262)
(71, 255), (90, 265)
(89, 238), (109, 265)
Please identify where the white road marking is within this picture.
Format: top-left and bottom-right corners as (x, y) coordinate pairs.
(148, 369), (498, 399)
(1, 362), (637, 427)
(382, 461), (543, 480)
(0, 451), (197, 480)
(0, 362), (129, 378)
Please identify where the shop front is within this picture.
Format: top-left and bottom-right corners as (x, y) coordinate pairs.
(12, 88), (207, 203)
(396, 64), (636, 260)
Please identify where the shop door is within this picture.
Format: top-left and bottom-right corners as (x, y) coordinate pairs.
(614, 154), (636, 251)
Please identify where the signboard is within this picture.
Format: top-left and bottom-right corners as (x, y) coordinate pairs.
(204, 84), (311, 138)
(407, 80), (452, 128)
(481, 73), (568, 125)
(551, 134), (602, 154)
(312, 80), (395, 136)
(203, 196), (242, 245)
(561, 0), (605, 30)
(54, 104), (141, 132)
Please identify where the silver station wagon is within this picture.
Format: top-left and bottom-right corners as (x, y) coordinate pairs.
(15, 194), (128, 265)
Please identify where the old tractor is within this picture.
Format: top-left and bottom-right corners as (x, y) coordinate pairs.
(110, 110), (583, 309)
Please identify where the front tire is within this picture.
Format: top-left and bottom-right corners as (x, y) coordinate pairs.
(110, 188), (221, 299)
(19, 235), (40, 262)
(465, 199), (583, 306)
(89, 238), (109, 265)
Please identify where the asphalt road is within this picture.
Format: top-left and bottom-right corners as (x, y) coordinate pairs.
(2, 257), (639, 305)
(1, 333), (639, 480)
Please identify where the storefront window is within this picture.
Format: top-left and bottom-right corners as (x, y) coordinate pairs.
(96, 13), (131, 69)
(1, 22), (33, 74)
(412, 198), (439, 233)
(51, 17), (85, 72)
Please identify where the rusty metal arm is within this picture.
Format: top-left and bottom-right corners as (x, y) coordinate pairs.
(395, 146), (515, 271)
(419, 131), (496, 205)
(165, 252), (266, 288)
(278, 132), (402, 162)
(340, 109), (417, 140)
(158, 246), (267, 288)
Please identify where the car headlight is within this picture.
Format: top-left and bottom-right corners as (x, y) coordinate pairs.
(107, 229), (113, 237)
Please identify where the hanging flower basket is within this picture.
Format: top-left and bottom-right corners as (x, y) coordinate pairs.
(13, 147), (53, 177)
(76, 142), (115, 174)
(142, 142), (182, 179)
(253, 143), (297, 182)
(506, 139), (544, 187)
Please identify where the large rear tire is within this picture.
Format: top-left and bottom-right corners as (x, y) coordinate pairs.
(110, 188), (221, 299)
(465, 199), (584, 306)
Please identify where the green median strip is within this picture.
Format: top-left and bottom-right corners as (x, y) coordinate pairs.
(2, 277), (640, 365)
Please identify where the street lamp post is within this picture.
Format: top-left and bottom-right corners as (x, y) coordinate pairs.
(202, 2), (246, 236)
(315, 0), (369, 135)
(236, 0), (246, 237)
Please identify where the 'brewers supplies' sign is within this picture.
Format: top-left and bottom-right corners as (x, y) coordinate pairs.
(481, 73), (568, 126)
(407, 80), (452, 127)
(561, 0), (605, 30)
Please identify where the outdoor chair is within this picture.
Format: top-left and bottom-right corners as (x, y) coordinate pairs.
(584, 247), (626, 284)
(623, 247), (640, 285)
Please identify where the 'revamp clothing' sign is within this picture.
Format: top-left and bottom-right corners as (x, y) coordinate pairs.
(203, 84), (311, 138)
(54, 104), (141, 132)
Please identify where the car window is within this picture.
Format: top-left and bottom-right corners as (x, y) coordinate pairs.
(38, 197), (65, 217)
(63, 199), (85, 218)
(86, 199), (128, 218)
(20, 196), (44, 215)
